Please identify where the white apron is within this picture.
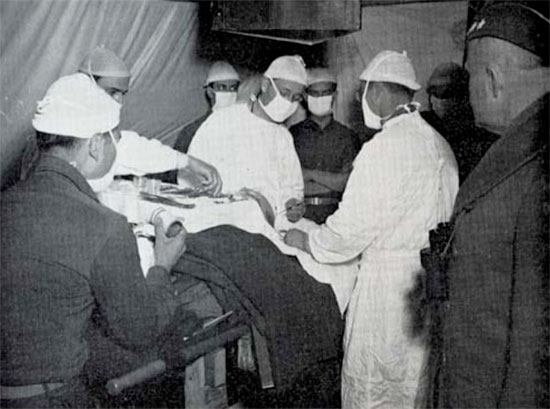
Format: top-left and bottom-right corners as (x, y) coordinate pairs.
(342, 249), (428, 409)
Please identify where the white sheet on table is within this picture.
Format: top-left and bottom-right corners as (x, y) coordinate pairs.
(98, 188), (357, 314)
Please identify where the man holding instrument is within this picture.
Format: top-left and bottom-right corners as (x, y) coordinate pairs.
(0, 74), (196, 408)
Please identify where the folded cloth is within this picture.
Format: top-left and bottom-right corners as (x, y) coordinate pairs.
(173, 225), (344, 392)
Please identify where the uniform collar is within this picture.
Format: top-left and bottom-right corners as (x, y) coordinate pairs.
(33, 154), (99, 202)
(453, 93), (548, 214)
(308, 115), (334, 130)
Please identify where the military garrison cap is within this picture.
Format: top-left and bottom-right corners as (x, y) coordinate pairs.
(467, 2), (549, 64)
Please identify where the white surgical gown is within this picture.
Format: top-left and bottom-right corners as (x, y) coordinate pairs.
(115, 130), (187, 176)
(309, 111), (458, 409)
(188, 104), (304, 224)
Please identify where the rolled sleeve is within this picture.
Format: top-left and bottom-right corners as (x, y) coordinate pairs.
(115, 130), (184, 176)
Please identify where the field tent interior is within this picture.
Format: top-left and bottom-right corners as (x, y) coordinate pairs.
(0, 0), (473, 407)
(0, 0), (470, 190)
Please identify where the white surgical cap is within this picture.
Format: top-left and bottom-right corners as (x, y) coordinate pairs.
(205, 61), (240, 85)
(264, 55), (307, 86)
(360, 50), (421, 91)
(78, 47), (130, 78)
(32, 74), (121, 139)
(307, 68), (336, 86)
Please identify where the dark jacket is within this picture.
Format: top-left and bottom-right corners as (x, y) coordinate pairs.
(0, 155), (177, 385)
(290, 117), (360, 173)
(437, 94), (549, 407)
(174, 226), (344, 392)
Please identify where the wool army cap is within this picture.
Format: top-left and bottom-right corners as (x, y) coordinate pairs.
(467, 2), (549, 64)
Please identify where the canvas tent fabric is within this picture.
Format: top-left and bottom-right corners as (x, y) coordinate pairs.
(0, 0), (468, 188)
(0, 0), (210, 188)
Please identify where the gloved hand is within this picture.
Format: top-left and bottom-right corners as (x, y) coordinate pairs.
(184, 155), (223, 196)
(285, 198), (305, 222)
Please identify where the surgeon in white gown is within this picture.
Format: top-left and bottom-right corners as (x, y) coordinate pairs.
(21, 48), (222, 194)
(188, 56), (307, 228)
(284, 51), (459, 409)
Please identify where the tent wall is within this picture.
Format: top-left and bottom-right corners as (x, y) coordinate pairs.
(327, 1), (468, 131)
(0, 0), (468, 189)
(0, 0), (210, 188)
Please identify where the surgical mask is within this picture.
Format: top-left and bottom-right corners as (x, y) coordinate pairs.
(87, 130), (118, 193)
(212, 91), (237, 111)
(307, 95), (333, 116)
(259, 76), (299, 123)
(361, 83), (387, 130)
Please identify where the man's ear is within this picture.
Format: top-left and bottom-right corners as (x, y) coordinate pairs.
(87, 133), (104, 162)
(259, 77), (274, 105)
(487, 63), (503, 99)
(205, 87), (215, 103)
(260, 77), (270, 93)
